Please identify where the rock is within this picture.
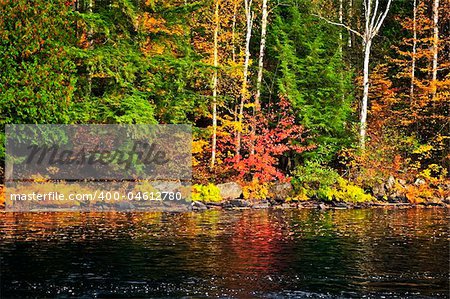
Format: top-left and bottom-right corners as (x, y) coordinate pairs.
(152, 180), (183, 192)
(113, 201), (135, 210)
(252, 201), (270, 209)
(414, 178), (426, 186)
(217, 182), (243, 200)
(398, 179), (407, 187)
(192, 201), (207, 211)
(269, 182), (294, 201)
(318, 203), (329, 210)
(226, 199), (251, 208)
(274, 202), (293, 209)
(331, 201), (349, 209)
(205, 202), (223, 210)
(386, 176), (396, 191)
(298, 201), (319, 209)
(372, 183), (387, 198)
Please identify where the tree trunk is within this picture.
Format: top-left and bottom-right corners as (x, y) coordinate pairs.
(254, 0), (268, 112)
(410, 0), (417, 99)
(87, 0), (94, 97)
(360, 38), (372, 149)
(432, 0), (439, 99)
(236, 0), (253, 158)
(348, 0), (352, 47)
(250, 0), (268, 155)
(231, 0), (238, 63)
(339, 0), (343, 55)
(211, 0), (220, 169)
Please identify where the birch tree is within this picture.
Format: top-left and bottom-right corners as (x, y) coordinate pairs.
(410, 0), (417, 98)
(236, 0), (254, 158)
(316, 0), (393, 149)
(254, 0), (268, 112)
(211, 0), (220, 169)
(431, 0), (439, 99)
(348, 0), (352, 47)
(250, 0), (268, 155)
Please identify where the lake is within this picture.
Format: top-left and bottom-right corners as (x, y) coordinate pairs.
(0, 208), (448, 298)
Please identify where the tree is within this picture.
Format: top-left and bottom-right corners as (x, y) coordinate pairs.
(271, 1), (353, 163)
(410, 0), (418, 98)
(236, 0), (254, 158)
(211, 0), (220, 168)
(251, 0), (269, 155)
(316, 0), (393, 149)
(431, 0), (439, 99)
(0, 0), (77, 126)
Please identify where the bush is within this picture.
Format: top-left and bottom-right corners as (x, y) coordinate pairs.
(192, 183), (222, 202)
(332, 178), (374, 202)
(292, 162), (373, 202)
(291, 161), (340, 200)
(242, 179), (270, 200)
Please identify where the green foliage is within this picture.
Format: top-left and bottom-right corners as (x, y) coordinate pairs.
(192, 183), (222, 202)
(332, 178), (374, 202)
(291, 161), (340, 199)
(292, 162), (373, 202)
(269, 0), (354, 163)
(0, 0), (77, 124)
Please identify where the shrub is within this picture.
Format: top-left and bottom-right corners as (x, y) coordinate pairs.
(291, 161), (340, 200)
(242, 179), (270, 200)
(192, 184), (222, 202)
(292, 162), (373, 202)
(332, 178), (374, 202)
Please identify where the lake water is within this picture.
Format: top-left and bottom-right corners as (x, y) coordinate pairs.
(0, 208), (448, 298)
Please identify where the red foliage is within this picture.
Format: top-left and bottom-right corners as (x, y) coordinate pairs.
(228, 96), (312, 182)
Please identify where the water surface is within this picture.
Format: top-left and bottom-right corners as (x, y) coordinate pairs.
(0, 208), (448, 298)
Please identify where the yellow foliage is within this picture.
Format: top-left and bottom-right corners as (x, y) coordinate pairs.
(405, 184), (434, 204)
(331, 178), (374, 202)
(412, 144), (433, 155)
(0, 185), (4, 207)
(192, 184), (222, 202)
(242, 180), (270, 200)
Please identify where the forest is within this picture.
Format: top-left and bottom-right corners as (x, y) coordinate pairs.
(0, 0), (449, 205)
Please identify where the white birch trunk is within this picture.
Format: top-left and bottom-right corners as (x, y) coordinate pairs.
(231, 0), (238, 62)
(432, 0), (439, 98)
(348, 0), (352, 47)
(254, 0), (268, 111)
(360, 38), (372, 149)
(236, 0), (253, 158)
(339, 0), (343, 55)
(250, 0), (268, 155)
(410, 0), (417, 99)
(211, 0), (220, 169)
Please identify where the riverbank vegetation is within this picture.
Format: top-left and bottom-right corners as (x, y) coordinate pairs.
(0, 0), (448, 206)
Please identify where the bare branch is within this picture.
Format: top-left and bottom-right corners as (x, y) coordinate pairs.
(369, 0), (379, 31)
(313, 14), (363, 38)
(373, 0), (393, 35)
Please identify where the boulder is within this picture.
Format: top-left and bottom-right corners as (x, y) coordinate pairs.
(226, 199), (251, 208)
(386, 175), (396, 191)
(372, 183), (387, 198)
(252, 201), (270, 209)
(192, 201), (207, 211)
(414, 178), (426, 186)
(398, 179), (407, 187)
(269, 182), (294, 201)
(318, 203), (330, 210)
(217, 182), (243, 200)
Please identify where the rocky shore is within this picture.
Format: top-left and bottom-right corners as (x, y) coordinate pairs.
(191, 198), (450, 211)
(192, 180), (450, 211)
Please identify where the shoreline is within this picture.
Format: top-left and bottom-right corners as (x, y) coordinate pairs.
(192, 198), (450, 211)
(1, 199), (448, 213)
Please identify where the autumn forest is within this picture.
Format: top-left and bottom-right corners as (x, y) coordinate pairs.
(0, 0), (449, 205)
